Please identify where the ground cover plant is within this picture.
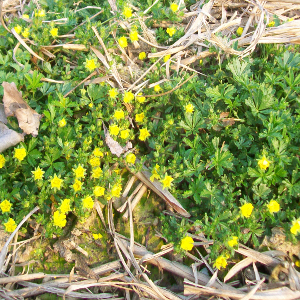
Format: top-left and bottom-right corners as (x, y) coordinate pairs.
(0, 0), (300, 298)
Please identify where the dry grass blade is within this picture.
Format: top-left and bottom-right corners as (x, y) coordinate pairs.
(225, 257), (255, 282)
(241, 278), (265, 300)
(0, 273), (45, 284)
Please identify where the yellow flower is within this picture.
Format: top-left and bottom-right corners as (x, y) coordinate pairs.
(4, 218), (17, 232)
(73, 165), (85, 178)
(85, 58), (97, 71)
(139, 52), (146, 60)
(92, 167), (103, 178)
(31, 166), (45, 180)
(130, 31), (138, 42)
(119, 36), (128, 48)
(0, 200), (12, 213)
(180, 236), (194, 251)
(82, 196), (94, 209)
(53, 211), (66, 227)
(14, 148), (26, 162)
(150, 164), (160, 182)
(111, 184), (122, 198)
(166, 27), (176, 37)
(135, 112), (145, 123)
(267, 200), (280, 214)
(291, 220), (300, 235)
(161, 175), (174, 189)
(22, 14), (29, 19)
(258, 155), (270, 170)
(268, 21), (275, 27)
(295, 260), (300, 267)
(154, 85), (161, 92)
(164, 55), (171, 63)
(89, 156), (100, 167)
(89, 103), (93, 108)
(109, 88), (118, 98)
(123, 6), (132, 19)
(50, 28), (58, 37)
(170, 3), (179, 12)
(240, 202), (254, 218)
(22, 28), (30, 38)
(0, 154), (6, 168)
(51, 174), (63, 190)
(139, 128), (150, 141)
(14, 25), (22, 34)
(126, 153), (136, 164)
(60, 199), (71, 214)
(109, 124), (120, 136)
(136, 93), (146, 103)
(120, 129), (130, 139)
(214, 255), (227, 270)
(123, 91), (134, 103)
(228, 236), (238, 248)
(94, 186), (105, 197)
(58, 118), (66, 127)
(72, 179), (82, 192)
(185, 103), (194, 113)
(36, 9), (46, 17)
(114, 110), (125, 120)
(236, 27), (243, 36)
(93, 233), (103, 240)
(288, 18), (294, 22)
(93, 148), (104, 157)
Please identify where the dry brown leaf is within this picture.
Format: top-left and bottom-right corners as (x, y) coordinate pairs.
(0, 122), (24, 153)
(2, 82), (42, 137)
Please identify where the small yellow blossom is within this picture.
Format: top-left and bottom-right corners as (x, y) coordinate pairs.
(82, 196), (94, 209)
(139, 128), (150, 141)
(150, 164), (160, 182)
(0, 154), (6, 168)
(4, 218), (17, 232)
(14, 25), (22, 34)
(180, 236), (194, 251)
(288, 18), (294, 22)
(258, 155), (270, 170)
(139, 52), (146, 60)
(123, 91), (134, 103)
(267, 200), (280, 214)
(93, 148), (104, 157)
(166, 27), (176, 37)
(185, 103), (194, 113)
(22, 28), (30, 38)
(14, 148), (26, 162)
(170, 3), (179, 12)
(58, 118), (66, 127)
(72, 179), (82, 192)
(109, 88), (118, 98)
(50, 28), (58, 37)
(73, 165), (85, 178)
(89, 103), (93, 108)
(93, 233), (103, 240)
(291, 219), (300, 235)
(53, 211), (66, 227)
(89, 156), (100, 167)
(109, 124), (120, 136)
(236, 27), (243, 36)
(60, 199), (71, 214)
(268, 21), (275, 27)
(94, 186), (105, 197)
(126, 153), (136, 164)
(22, 14), (29, 19)
(119, 36), (128, 48)
(130, 31), (139, 42)
(36, 9), (46, 17)
(214, 255), (227, 270)
(0, 200), (12, 213)
(123, 6), (132, 19)
(111, 184), (122, 198)
(164, 55), (171, 63)
(154, 85), (161, 92)
(120, 129), (130, 139)
(240, 202), (254, 218)
(295, 260), (300, 267)
(135, 112), (145, 123)
(85, 58), (97, 71)
(92, 167), (103, 179)
(114, 110), (125, 120)
(51, 174), (63, 190)
(32, 166), (45, 180)
(136, 93), (146, 103)
(228, 236), (238, 248)
(161, 175), (174, 189)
